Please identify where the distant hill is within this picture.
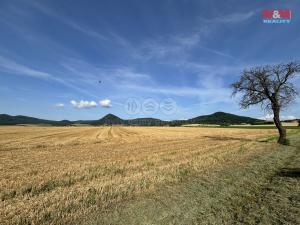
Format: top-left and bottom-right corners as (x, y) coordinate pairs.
(0, 114), (72, 126)
(0, 112), (263, 126)
(91, 114), (167, 126)
(92, 114), (125, 125)
(187, 112), (262, 125)
(127, 118), (167, 126)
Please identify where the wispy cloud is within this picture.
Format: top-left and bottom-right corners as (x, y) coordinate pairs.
(60, 56), (238, 105)
(63, 58), (235, 106)
(131, 11), (255, 63)
(203, 11), (255, 24)
(199, 47), (239, 61)
(70, 100), (97, 109)
(5, 1), (242, 66)
(120, 83), (232, 103)
(54, 103), (64, 108)
(0, 51), (238, 109)
(0, 55), (100, 99)
(28, 1), (107, 41)
(0, 55), (51, 79)
(135, 29), (239, 64)
(137, 31), (205, 61)
(61, 58), (153, 86)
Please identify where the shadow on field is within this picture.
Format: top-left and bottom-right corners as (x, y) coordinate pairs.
(277, 168), (300, 178)
(203, 135), (253, 142)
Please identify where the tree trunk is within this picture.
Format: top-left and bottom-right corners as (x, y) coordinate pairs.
(273, 108), (286, 144)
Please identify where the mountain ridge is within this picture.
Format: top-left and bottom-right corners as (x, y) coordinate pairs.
(0, 112), (263, 126)
(187, 111), (262, 125)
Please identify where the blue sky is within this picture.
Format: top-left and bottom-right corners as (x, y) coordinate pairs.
(0, 0), (299, 121)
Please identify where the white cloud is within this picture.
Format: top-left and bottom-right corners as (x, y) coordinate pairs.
(281, 115), (297, 120)
(70, 100), (97, 109)
(259, 114), (273, 121)
(259, 114), (297, 121)
(54, 103), (64, 108)
(99, 99), (112, 108)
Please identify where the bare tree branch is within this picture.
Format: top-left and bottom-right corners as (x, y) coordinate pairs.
(231, 61), (300, 144)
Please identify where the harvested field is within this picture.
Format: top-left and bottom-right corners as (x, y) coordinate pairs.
(0, 126), (298, 224)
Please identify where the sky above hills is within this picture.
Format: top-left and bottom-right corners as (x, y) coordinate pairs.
(0, 0), (299, 121)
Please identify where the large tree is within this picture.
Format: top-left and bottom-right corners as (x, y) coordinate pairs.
(232, 61), (300, 144)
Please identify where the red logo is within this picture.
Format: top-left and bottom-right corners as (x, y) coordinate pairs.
(262, 10), (291, 19)
(262, 10), (292, 23)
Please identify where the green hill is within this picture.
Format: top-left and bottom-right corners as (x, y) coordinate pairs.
(0, 112), (263, 126)
(127, 118), (167, 126)
(92, 114), (125, 125)
(0, 114), (72, 126)
(92, 114), (167, 126)
(187, 112), (262, 125)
